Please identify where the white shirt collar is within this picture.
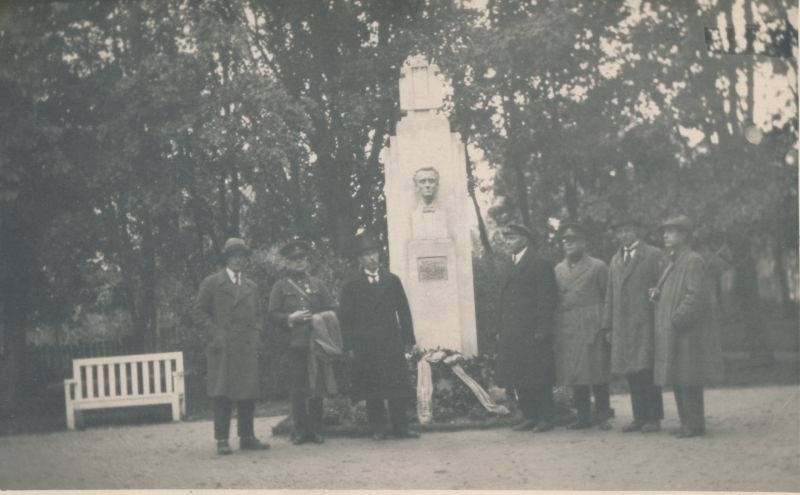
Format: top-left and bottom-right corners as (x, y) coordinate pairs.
(226, 267), (240, 285)
(513, 246), (528, 265)
(624, 240), (640, 252)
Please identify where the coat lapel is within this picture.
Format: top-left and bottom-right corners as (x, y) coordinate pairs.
(559, 255), (591, 291)
(621, 246), (643, 284)
(218, 270), (240, 303)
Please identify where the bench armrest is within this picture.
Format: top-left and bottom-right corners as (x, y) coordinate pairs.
(64, 379), (77, 402)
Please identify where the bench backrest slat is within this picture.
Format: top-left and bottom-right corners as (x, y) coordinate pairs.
(70, 352), (183, 400)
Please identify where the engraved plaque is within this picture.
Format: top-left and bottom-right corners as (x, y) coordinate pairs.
(418, 256), (447, 282)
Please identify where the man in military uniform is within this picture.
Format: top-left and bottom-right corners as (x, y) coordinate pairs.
(192, 237), (270, 455)
(338, 231), (419, 440)
(602, 218), (664, 433)
(651, 215), (723, 438)
(554, 223), (613, 430)
(495, 223), (559, 433)
(268, 239), (335, 445)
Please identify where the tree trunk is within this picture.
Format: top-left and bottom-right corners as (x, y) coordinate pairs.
(464, 141), (493, 255)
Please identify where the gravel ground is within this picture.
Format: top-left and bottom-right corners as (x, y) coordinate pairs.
(0, 385), (798, 491)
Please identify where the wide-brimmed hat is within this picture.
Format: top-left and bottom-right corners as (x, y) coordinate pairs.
(558, 222), (587, 240)
(279, 238), (311, 260)
(659, 215), (693, 233)
(502, 222), (534, 238)
(222, 237), (251, 258)
(352, 231), (382, 255)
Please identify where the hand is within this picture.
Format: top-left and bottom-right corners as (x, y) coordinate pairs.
(648, 287), (661, 303)
(288, 309), (312, 325)
(404, 344), (416, 354)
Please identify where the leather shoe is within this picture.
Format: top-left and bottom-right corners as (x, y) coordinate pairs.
(512, 419), (537, 432)
(622, 420), (646, 433)
(532, 421), (554, 433)
(216, 439), (233, 455)
(309, 433), (325, 444)
(372, 432), (387, 441)
(670, 426), (686, 437)
(567, 420), (592, 430)
(640, 421), (661, 433)
(291, 432), (307, 445)
(240, 436), (270, 450)
(393, 430), (420, 439)
(675, 428), (703, 439)
(596, 419), (613, 431)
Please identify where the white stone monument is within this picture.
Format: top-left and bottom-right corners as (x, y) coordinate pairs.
(383, 56), (478, 356)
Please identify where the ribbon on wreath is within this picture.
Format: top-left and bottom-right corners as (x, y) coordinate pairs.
(414, 350), (510, 423)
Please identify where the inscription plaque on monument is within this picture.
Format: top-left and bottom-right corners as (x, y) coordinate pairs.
(418, 256), (448, 282)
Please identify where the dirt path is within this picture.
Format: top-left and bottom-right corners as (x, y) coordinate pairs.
(1, 385), (798, 491)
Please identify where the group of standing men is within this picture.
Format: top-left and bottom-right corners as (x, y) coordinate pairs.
(192, 232), (419, 455)
(497, 215), (723, 439)
(191, 213), (723, 455)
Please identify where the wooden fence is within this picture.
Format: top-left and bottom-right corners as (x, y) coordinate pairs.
(22, 340), (143, 391)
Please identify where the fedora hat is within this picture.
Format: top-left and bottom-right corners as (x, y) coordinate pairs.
(659, 214), (693, 232)
(222, 237), (251, 258)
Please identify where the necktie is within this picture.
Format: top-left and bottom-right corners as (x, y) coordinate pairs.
(623, 248), (631, 264)
(235, 272), (241, 286)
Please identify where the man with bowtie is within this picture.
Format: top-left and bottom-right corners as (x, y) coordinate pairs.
(602, 218), (664, 433)
(338, 231), (420, 440)
(192, 237), (270, 455)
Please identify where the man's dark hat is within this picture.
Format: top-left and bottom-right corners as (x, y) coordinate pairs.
(558, 222), (587, 240)
(280, 237), (311, 260)
(659, 214), (693, 233)
(352, 231), (382, 255)
(222, 237), (251, 258)
(502, 222), (534, 238)
(612, 216), (643, 229)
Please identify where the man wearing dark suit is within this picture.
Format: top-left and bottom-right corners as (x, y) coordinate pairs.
(602, 218), (664, 433)
(338, 231), (420, 440)
(495, 223), (559, 433)
(191, 238), (270, 455)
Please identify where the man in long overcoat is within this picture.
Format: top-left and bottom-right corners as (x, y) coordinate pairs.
(192, 238), (270, 455)
(652, 215), (723, 438)
(338, 231), (419, 440)
(495, 223), (559, 433)
(554, 223), (613, 430)
(602, 218), (664, 433)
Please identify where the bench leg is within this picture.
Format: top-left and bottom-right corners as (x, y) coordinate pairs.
(171, 399), (181, 422)
(66, 406), (76, 430)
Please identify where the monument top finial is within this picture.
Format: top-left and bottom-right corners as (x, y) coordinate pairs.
(399, 55), (445, 112)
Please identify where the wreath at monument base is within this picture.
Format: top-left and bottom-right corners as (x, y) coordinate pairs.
(272, 349), (577, 436)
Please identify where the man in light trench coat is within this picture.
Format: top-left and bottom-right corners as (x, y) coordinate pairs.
(554, 222), (613, 430)
(602, 218), (664, 433)
(192, 237), (270, 455)
(651, 215), (724, 438)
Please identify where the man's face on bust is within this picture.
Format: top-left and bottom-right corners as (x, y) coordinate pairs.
(414, 169), (439, 203)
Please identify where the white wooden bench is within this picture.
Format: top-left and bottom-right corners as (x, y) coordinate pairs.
(63, 351), (185, 430)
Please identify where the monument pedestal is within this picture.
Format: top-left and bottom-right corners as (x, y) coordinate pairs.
(406, 239), (463, 352)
